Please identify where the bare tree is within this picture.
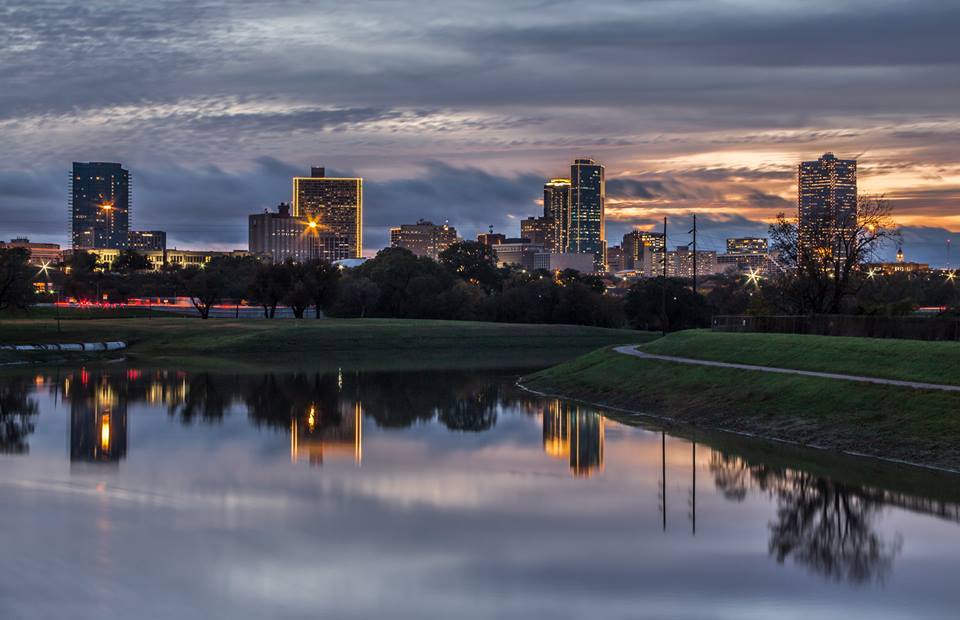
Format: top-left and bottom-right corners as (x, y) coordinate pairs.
(769, 194), (900, 313)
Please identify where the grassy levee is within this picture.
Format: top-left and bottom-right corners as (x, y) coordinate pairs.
(0, 317), (656, 369)
(640, 330), (960, 385)
(523, 332), (960, 471)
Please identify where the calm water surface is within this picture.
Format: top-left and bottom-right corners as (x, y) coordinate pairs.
(1, 364), (959, 619)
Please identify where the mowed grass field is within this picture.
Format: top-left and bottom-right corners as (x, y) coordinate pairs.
(638, 329), (960, 386)
(523, 330), (960, 470)
(0, 316), (656, 366)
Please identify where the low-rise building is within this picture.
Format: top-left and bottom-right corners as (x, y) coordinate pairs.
(128, 230), (167, 252)
(493, 239), (544, 269)
(0, 238), (62, 266)
(533, 252), (596, 273)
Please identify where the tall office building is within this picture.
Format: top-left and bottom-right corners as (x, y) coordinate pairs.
(798, 153), (857, 261)
(292, 166), (362, 260)
(390, 219), (459, 260)
(569, 159), (605, 269)
(71, 162), (130, 249)
(543, 178), (571, 252)
(621, 230), (665, 270)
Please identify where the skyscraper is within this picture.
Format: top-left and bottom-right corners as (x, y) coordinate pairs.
(71, 162), (130, 249)
(621, 230), (665, 270)
(798, 153), (857, 262)
(292, 166), (363, 260)
(249, 202), (337, 263)
(569, 159), (605, 269)
(543, 178), (571, 252)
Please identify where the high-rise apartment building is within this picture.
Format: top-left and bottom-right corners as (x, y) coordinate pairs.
(569, 159), (605, 269)
(543, 178), (571, 252)
(798, 153), (857, 262)
(71, 162), (130, 249)
(292, 166), (363, 260)
(390, 220), (459, 260)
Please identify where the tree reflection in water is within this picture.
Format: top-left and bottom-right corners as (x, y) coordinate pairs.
(709, 454), (902, 584)
(0, 376), (39, 453)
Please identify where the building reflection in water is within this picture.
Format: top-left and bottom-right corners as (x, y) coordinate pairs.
(542, 400), (604, 477)
(290, 401), (363, 466)
(69, 374), (128, 464)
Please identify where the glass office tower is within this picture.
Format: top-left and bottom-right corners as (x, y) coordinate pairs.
(798, 153), (857, 262)
(71, 162), (130, 249)
(569, 159), (605, 269)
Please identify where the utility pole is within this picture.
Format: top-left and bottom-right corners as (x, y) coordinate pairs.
(661, 216), (668, 336)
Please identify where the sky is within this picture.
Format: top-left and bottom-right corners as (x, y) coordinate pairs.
(0, 0), (958, 264)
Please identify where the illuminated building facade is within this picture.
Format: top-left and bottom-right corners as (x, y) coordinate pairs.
(726, 237), (768, 255)
(71, 162), (130, 250)
(389, 219), (459, 260)
(493, 239), (544, 269)
(0, 238), (62, 266)
(798, 153), (857, 262)
(292, 167), (362, 260)
(249, 202), (334, 263)
(128, 230), (166, 252)
(621, 231), (665, 271)
(543, 178), (572, 252)
(569, 159), (606, 269)
(520, 216), (555, 250)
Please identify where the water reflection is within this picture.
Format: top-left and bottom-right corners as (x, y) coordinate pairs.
(0, 375), (39, 453)
(5, 365), (960, 595)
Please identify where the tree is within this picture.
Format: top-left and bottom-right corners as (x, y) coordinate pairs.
(249, 262), (291, 318)
(332, 275), (380, 317)
(179, 262), (228, 319)
(281, 261), (312, 319)
(769, 194), (900, 314)
(0, 248), (35, 313)
(624, 277), (710, 331)
(439, 241), (502, 292)
(304, 259), (341, 318)
(111, 250), (152, 273)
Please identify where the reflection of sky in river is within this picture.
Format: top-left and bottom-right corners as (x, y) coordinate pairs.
(0, 368), (958, 619)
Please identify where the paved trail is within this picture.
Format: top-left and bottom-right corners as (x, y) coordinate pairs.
(613, 345), (960, 393)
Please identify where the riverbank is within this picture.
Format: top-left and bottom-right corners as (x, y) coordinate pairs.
(0, 317), (656, 368)
(521, 331), (960, 471)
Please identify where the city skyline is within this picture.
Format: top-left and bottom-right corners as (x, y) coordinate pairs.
(0, 1), (957, 265)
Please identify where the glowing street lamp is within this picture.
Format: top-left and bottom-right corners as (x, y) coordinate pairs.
(946, 270), (957, 283)
(745, 267), (763, 288)
(866, 267), (879, 280)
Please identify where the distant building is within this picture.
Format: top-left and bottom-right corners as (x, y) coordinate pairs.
(128, 230), (166, 252)
(864, 248), (930, 275)
(726, 237), (768, 255)
(569, 159), (606, 269)
(798, 153), (857, 263)
(390, 219), (459, 260)
(477, 231), (506, 246)
(605, 245), (624, 272)
(0, 238), (62, 266)
(65, 248), (252, 271)
(533, 252), (595, 273)
(249, 202), (333, 263)
(71, 162), (130, 250)
(543, 178), (572, 252)
(493, 239), (544, 269)
(637, 246), (719, 279)
(520, 216), (555, 250)
(292, 166), (362, 260)
(621, 231), (665, 271)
